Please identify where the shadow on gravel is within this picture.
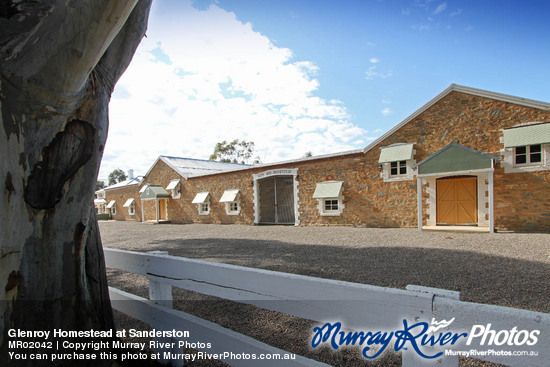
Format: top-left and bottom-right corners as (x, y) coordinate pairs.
(139, 237), (550, 314)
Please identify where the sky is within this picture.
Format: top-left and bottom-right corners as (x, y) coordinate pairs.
(100, 0), (550, 180)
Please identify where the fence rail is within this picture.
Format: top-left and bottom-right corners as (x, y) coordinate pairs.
(104, 247), (549, 367)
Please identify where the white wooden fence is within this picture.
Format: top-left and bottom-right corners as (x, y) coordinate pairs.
(104, 248), (549, 367)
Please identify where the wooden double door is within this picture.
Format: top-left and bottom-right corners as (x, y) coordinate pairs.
(436, 176), (478, 225)
(258, 176), (295, 224)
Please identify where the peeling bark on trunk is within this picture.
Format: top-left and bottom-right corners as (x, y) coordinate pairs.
(0, 1), (152, 366)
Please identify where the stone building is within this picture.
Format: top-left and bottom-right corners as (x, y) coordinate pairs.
(104, 85), (550, 232)
(101, 173), (143, 221)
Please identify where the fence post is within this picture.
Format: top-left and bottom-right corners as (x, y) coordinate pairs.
(146, 251), (182, 367)
(402, 285), (460, 367)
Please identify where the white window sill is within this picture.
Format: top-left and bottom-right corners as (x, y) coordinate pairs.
(321, 212), (342, 216)
(503, 164), (549, 173)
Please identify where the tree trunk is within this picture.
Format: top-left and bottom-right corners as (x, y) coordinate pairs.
(0, 1), (152, 365)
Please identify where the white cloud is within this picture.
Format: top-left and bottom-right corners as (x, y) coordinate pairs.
(102, 0), (368, 177)
(370, 57), (380, 64)
(381, 108), (393, 116)
(365, 66), (392, 80)
(449, 9), (462, 17)
(433, 2), (447, 15)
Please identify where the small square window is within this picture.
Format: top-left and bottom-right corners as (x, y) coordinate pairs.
(201, 203), (209, 213)
(324, 199), (339, 212)
(111, 206), (116, 215)
(128, 203), (135, 216)
(390, 161), (407, 176)
(229, 202), (239, 212)
(515, 145), (542, 165)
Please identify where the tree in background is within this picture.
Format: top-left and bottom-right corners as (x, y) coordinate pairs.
(209, 139), (261, 164)
(0, 1), (152, 365)
(108, 168), (128, 185)
(96, 180), (106, 191)
(304, 151), (313, 158)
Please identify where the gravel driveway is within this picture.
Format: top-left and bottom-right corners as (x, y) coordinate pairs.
(100, 221), (550, 366)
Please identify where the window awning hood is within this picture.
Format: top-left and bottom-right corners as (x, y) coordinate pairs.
(192, 192), (210, 204)
(312, 181), (343, 199)
(503, 122), (550, 148)
(378, 143), (414, 163)
(166, 179), (180, 190)
(219, 189), (239, 203)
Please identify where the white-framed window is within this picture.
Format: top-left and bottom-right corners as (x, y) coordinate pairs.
(323, 199), (339, 213)
(106, 200), (116, 215)
(226, 201), (240, 215)
(313, 181), (344, 216)
(500, 144), (550, 173)
(501, 123), (550, 173)
(200, 202), (210, 215)
(514, 144), (542, 166)
(379, 143), (416, 182)
(390, 160), (408, 176)
(123, 198), (136, 215)
(192, 192), (211, 215)
(166, 179), (181, 199)
(220, 189), (241, 215)
(229, 202), (239, 212)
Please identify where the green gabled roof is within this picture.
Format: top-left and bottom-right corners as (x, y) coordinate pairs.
(415, 143), (498, 176)
(503, 122), (550, 148)
(140, 185), (170, 200)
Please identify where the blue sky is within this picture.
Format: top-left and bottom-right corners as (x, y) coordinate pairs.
(100, 0), (550, 179)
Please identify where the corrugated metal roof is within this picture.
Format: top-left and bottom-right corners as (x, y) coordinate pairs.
(378, 143), (415, 163)
(503, 122), (550, 148)
(219, 189), (239, 203)
(160, 156), (249, 179)
(312, 181), (343, 199)
(104, 176), (143, 190)
(192, 192), (210, 204)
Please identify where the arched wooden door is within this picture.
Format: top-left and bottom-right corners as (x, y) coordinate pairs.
(436, 176), (477, 225)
